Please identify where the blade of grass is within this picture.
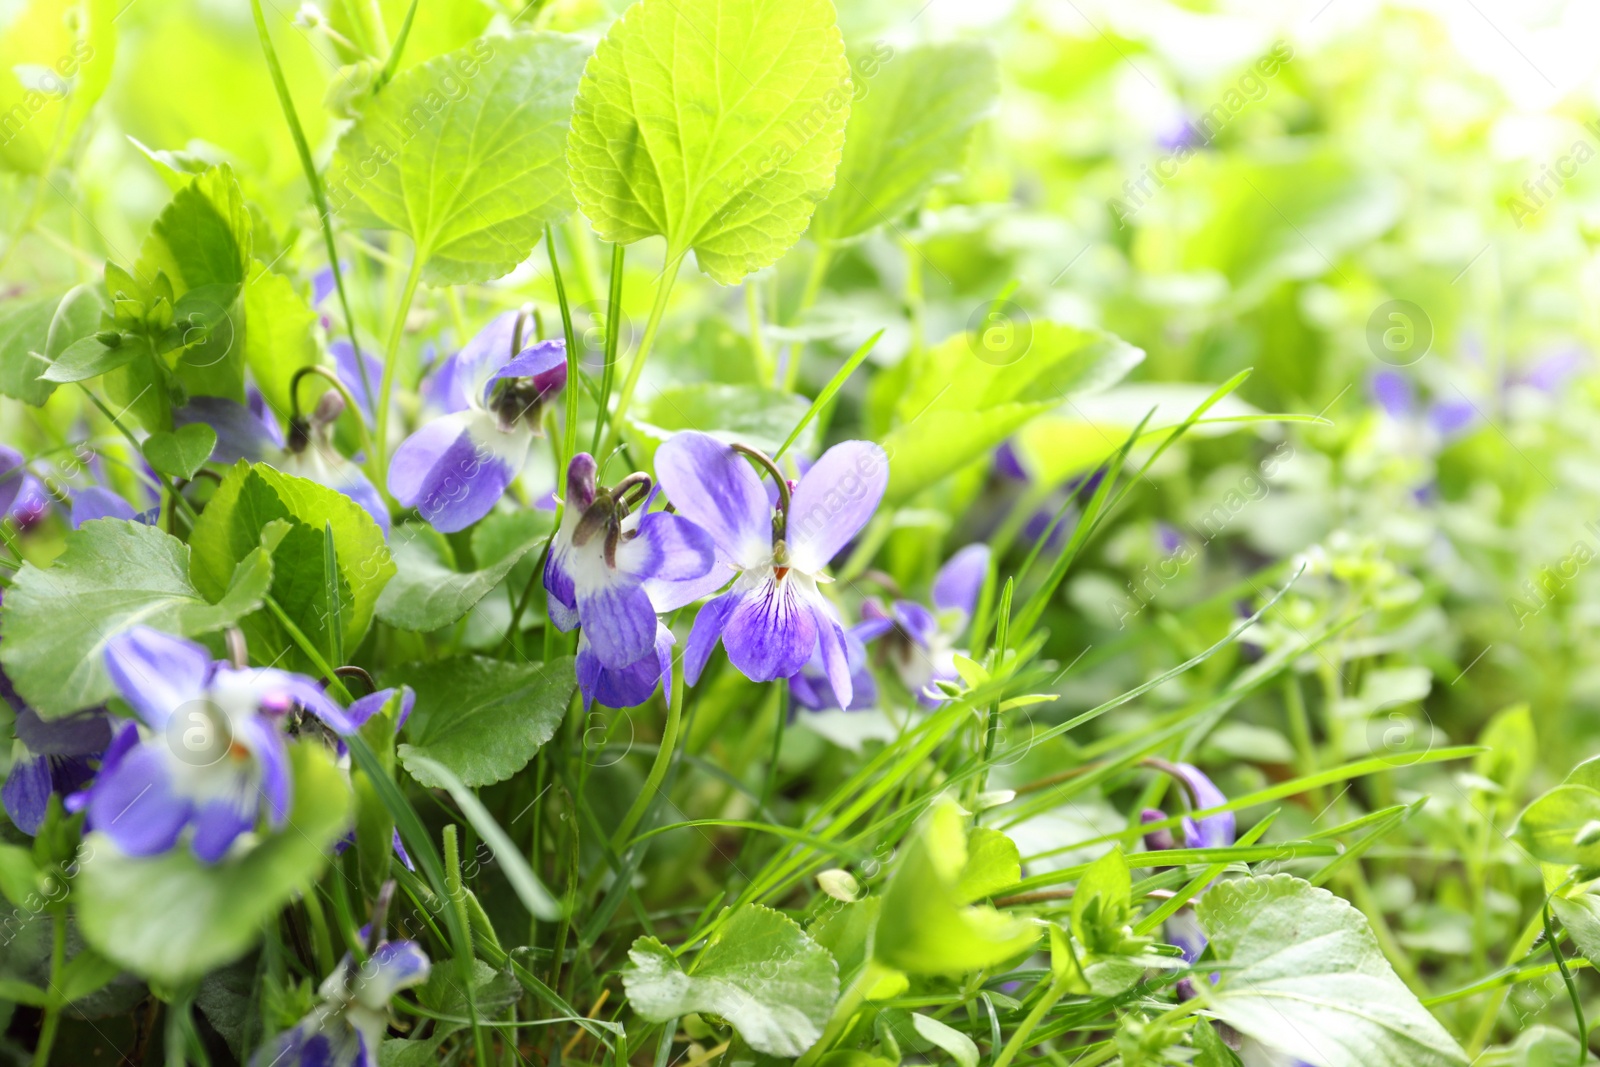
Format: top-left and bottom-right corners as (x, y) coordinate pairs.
(773, 329), (883, 461)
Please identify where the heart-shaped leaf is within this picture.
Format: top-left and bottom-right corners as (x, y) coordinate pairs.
(142, 423), (218, 480)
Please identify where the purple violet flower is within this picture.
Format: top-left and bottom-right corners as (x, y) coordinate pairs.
(76, 627), (367, 863)
(545, 453), (716, 708)
(788, 620), (881, 712)
(865, 543), (989, 706)
(0, 444), (24, 518)
(282, 389), (391, 536)
(388, 311), (567, 533)
(251, 938), (430, 1067)
(656, 433), (889, 707)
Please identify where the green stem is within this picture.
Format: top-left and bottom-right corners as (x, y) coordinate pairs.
(1545, 901), (1588, 1064)
(1469, 907), (1550, 1055)
(602, 252), (682, 456)
(746, 279), (773, 382)
(373, 252), (424, 483)
(611, 662), (686, 853)
(592, 243), (626, 455)
(547, 226), (580, 471)
(248, 0), (371, 415)
(781, 242), (832, 391)
(992, 972), (1074, 1067)
(30, 913), (67, 1067)
(794, 960), (887, 1067)
(443, 825), (493, 1067)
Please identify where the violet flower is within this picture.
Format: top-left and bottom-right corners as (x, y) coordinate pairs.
(281, 389), (390, 536)
(1142, 761), (1234, 965)
(864, 543), (989, 706)
(388, 311), (566, 533)
(75, 627), (378, 863)
(251, 938), (430, 1067)
(0, 444), (24, 518)
(544, 453), (716, 708)
(656, 433), (889, 707)
(787, 620), (880, 712)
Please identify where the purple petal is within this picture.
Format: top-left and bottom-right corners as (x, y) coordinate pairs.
(103, 627), (213, 731)
(786, 441), (889, 574)
(684, 591), (739, 686)
(0, 445), (23, 517)
(1368, 369), (1413, 419)
(2, 753), (53, 835)
(427, 310), (520, 412)
(544, 545), (579, 630)
(722, 574), (817, 683)
(655, 432), (772, 570)
(576, 625), (673, 710)
(362, 940), (432, 1004)
(891, 601), (939, 649)
(238, 715), (291, 825)
(85, 743), (191, 856)
(252, 669), (356, 737)
(71, 486), (137, 528)
(577, 581), (660, 670)
(14, 706), (113, 756)
(1172, 762), (1234, 849)
(810, 598), (852, 709)
(333, 469), (391, 537)
(387, 412), (525, 534)
(175, 396), (282, 464)
(190, 795), (255, 863)
(932, 543), (990, 620)
(345, 686), (413, 731)
(483, 339), (567, 404)
(1428, 398), (1477, 437)
(332, 339), (384, 422)
(565, 453), (598, 512)
(631, 512), (716, 582)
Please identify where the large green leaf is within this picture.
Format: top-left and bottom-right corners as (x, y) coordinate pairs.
(376, 523), (546, 632)
(0, 519), (272, 717)
(188, 462), (394, 664)
(811, 43), (998, 243)
(0, 292), (62, 405)
(394, 655), (575, 788)
(883, 322), (1143, 504)
(242, 261), (319, 418)
(622, 904), (840, 1057)
(1198, 875), (1469, 1067)
(874, 801), (1039, 976)
(76, 743), (351, 985)
(326, 33), (590, 285)
(567, 0), (851, 285)
(623, 383), (816, 469)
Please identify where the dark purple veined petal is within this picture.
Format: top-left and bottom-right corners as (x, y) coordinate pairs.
(789, 625), (877, 713)
(577, 580), (661, 671)
(71, 486), (137, 527)
(655, 432), (772, 570)
(721, 573), (818, 683)
(931, 543), (990, 621)
(1, 753), (53, 835)
(84, 744), (191, 857)
(786, 441), (889, 574)
(564, 452), (598, 513)
(683, 591), (740, 686)
(543, 539), (579, 629)
(0, 444), (24, 517)
(104, 627), (213, 732)
(13, 705), (113, 757)
(576, 624), (674, 710)
(387, 411), (527, 533)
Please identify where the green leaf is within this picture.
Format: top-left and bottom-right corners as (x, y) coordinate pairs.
(55, 947), (123, 1004)
(1191, 1019), (1244, 1067)
(1514, 784), (1600, 867)
(567, 0), (851, 285)
(141, 423), (217, 480)
(241, 261), (320, 418)
(1070, 847), (1132, 955)
(956, 828), (1021, 903)
(622, 904), (840, 1057)
(884, 322), (1143, 504)
(811, 43), (998, 243)
(40, 332), (142, 383)
(376, 523), (545, 632)
(188, 462), (394, 663)
(910, 1012), (980, 1067)
(77, 743), (352, 986)
(0, 292), (63, 404)
(875, 801), (1039, 976)
(0, 519), (272, 717)
(1475, 704), (1536, 801)
(0, 843), (39, 907)
(394, 655), (575, 788)
(623, 383), (816, 469)
(1551, 894), (1600, 969)
(326, 33), (590, 285)
(1198, 874), (1469, 1067)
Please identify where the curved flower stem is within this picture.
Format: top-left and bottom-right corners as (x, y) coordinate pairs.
(612, 663), (686, 854)
(731, 442), (792, 539)
(372, 252), (424, 487)
(288, 365), (379, 469)
(603, 251), (682, 456)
